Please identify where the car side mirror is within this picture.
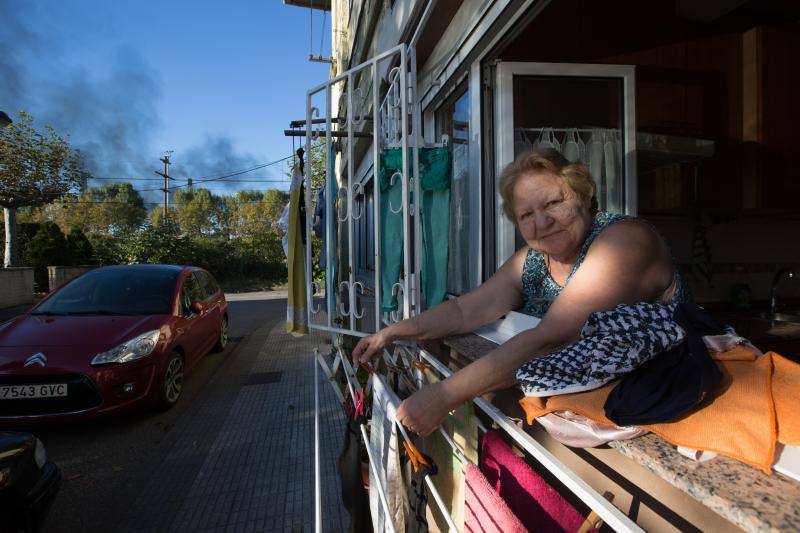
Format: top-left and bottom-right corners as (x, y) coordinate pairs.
(191, 300), (204, 315)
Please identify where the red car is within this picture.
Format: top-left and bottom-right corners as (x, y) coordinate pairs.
(0, 264), (228, 423)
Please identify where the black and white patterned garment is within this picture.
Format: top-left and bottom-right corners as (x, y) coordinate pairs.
(517, 302), (687, 397)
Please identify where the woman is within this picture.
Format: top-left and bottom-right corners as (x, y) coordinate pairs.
(352, 149), (686, 436)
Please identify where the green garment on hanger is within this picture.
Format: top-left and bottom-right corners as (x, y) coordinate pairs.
(379, 147), (452, 313)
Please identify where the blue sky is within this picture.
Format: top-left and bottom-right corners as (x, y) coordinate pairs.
(1, 0), (331, 199)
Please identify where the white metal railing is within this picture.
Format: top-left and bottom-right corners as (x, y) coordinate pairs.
(304, 44), (422, 338)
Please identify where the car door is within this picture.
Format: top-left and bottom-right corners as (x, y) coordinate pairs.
(193, 270), (221, 353)
(176, 273), (208, 365)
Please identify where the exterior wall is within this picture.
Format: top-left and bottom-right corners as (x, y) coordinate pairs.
(47, 266), (95, 293)
(0, 268), (35, 308)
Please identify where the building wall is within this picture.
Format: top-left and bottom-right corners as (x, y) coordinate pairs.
(0, 268), (35, 308)
(47, 266), (95, 293)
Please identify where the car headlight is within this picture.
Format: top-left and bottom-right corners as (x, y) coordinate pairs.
(34, 438), (47, 469)
(91, 329), (161, 366)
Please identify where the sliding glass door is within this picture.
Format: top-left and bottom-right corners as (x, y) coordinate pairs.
(494, 62), (637, 266)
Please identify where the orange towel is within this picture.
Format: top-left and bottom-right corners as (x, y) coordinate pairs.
(519, 346), (800, 474)
(774, 353), (800, 445)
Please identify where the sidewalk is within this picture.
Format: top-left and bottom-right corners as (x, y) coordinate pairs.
(117, 319), (349, 533)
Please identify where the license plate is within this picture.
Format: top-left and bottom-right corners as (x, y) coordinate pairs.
(0, 384), (68, 399)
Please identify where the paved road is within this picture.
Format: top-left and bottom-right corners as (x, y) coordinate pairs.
(6, 291), (291, 533)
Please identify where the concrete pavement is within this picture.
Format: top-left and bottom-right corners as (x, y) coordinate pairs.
(115, 297), (348, 533)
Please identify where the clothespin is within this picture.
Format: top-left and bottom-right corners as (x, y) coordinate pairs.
(352, 388), (365, 420)
(402, 440), (437, 475)
(411, 360), (433, 373)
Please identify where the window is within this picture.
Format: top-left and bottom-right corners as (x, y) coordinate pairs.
(195, 270), (219, 299)
(356, 178), (375, 274)
(436, 85), (478, 295)
(184, 274), (204, 304)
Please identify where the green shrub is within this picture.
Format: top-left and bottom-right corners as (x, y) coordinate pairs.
(66, 228), (94, 265)
(24, 222), (69, 291)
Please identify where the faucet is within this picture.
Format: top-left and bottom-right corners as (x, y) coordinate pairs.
(770, 268), (796, 316)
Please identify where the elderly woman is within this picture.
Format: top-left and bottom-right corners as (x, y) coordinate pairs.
(352, 149), (686, 436)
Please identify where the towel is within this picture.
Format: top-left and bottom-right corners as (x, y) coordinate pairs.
(481, 430), (588, 532)
(520, 346), (800, 473)
(286, 166), (308, 336)
(465, 464), (527, 533)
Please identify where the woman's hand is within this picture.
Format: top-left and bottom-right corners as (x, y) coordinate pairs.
(396, 381), (457, 437)
(351, 328), (395, 367)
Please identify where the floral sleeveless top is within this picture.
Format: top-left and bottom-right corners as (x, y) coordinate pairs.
(521, 212), (688, 318)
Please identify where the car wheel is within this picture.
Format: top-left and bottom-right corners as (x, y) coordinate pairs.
(213, 315), (229, 352)
(158, 351), (184, 410)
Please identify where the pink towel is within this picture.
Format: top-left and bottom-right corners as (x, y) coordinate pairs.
(465, 464), (527, 533)
(480, 430), (587, 533)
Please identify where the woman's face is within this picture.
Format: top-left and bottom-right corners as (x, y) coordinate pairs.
(512, 171), (592, 261)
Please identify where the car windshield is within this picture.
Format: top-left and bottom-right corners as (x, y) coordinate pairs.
(32, 268), (180, 316)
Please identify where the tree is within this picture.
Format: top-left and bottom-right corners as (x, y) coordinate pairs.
(0, 111), (86, 267)
(121, 219), (196, 265)
(171, 188), (223, 237)
(24, 222), (69, 291)
(66, 227), (94, 265)
(17, 182), (148, 236)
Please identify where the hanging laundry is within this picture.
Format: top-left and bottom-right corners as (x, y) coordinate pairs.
(603, 130), (621, 212)
(278, 204), (290, 259)
(407, 465), (430, 533)
(419, 147), (453, 309)
(369, 376), (409, 532)
(586, 129), (605, 210)
(537, 411), (646, 448)
(286, 164), (308, 336)
(406, 434), (438, 533)
(379, 148), (407, 314)
(516, 302), (685, 397)
(514, 129), (534, 156)
(604, 303), (724, 426)
(481, 430), (590, 532)
(379, 147), (452, 313)
(338, 416), (374, 533)
(313, 184), (326, 269)
(464, 464), (527, 533)
(421, 369), (479, 532)
(535, 127), (561, 152)
(561, 128), (584, 163)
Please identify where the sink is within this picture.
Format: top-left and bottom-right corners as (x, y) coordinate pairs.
(725, 311), (800, 341)
(754, 312), (800, 324)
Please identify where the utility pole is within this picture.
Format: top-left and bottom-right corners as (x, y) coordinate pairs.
(155, 151), (173, 224)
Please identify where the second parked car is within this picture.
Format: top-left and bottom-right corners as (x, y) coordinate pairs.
(0, 265), (228, 423)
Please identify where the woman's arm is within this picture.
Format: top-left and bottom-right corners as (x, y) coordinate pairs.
(351, 248), (527, 366)
(396, 220), (675, 435)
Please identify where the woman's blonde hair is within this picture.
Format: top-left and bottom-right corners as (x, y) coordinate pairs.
(498, 148), (597, 221)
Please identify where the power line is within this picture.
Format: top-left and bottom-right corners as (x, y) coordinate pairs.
(88, 177), (290, 183)
(137, 154), (296, 193)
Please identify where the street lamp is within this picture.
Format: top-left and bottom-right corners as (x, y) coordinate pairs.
(0, 111), (11, 128)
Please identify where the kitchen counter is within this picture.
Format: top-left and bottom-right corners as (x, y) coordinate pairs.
(440, 332), (800, 532)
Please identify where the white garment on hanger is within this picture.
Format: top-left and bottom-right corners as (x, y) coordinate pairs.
(562, 128), (584, 163)
(587, 129), (605, 210)
(514, 129), (533, 157)
(604, 129), (621, 212)
(369, 376), (409, 533)
(535, 127), (561, 152)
